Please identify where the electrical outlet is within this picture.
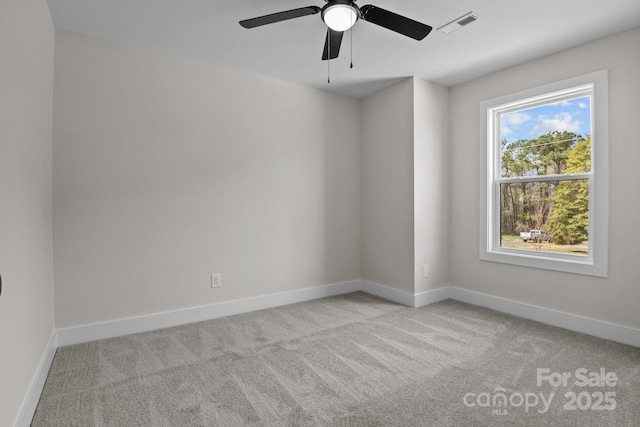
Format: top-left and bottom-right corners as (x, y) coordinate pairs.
(211, 273), (221, 288)
(422, 265), (429, 278)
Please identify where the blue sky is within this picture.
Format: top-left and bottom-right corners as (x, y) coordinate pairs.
(500, 95), (591, 142)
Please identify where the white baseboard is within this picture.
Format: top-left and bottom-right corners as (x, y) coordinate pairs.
(58, 279), (429, 347)
(360, 280), (417, 307)
(57, 280), (361, 347)
(14, 330), (58, 427)
(360, 280), (451, 308)
(358, 283), (640, 347)
(53, 281), (640, 349)
(414, 287), (453, 307)
(449, 287), (640, 348)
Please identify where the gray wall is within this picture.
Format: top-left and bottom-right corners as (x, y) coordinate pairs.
(413, 78), (450, 294)
(53, 31), (362, 327)
(361, 77), (450, 295)
(450, 26), (640, 329)
(0, 0), (55, 425)
(361, 79), (415, 293)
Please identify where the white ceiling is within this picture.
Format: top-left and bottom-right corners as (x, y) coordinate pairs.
(47, 0), (640, 98)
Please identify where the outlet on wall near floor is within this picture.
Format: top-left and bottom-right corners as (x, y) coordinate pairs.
(211, 273), (221, 288)
(422, 265), (429, 278)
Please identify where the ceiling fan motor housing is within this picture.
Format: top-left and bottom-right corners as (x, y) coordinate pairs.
(321, 0), (360, 32)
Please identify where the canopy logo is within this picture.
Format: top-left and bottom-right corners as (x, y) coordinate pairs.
(463, 389), (554, 415)
(462, 367), (618, 416)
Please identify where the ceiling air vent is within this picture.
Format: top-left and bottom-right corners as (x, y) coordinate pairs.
(437, 12), (479, 35)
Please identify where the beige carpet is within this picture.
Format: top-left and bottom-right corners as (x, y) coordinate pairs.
(32, 292), (640, 426)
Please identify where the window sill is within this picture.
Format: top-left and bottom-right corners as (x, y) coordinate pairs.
(480, 248), (607, 277)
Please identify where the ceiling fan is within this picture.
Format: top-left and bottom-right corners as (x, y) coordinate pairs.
(239, 0), (432, 61)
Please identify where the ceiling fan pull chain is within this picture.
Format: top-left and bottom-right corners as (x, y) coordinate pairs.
(350, 9), (354, 69)
(327, 32), (331, 83)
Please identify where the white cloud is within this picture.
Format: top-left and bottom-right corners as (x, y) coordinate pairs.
(501, 112), (530, 139)
(578, 102), (588, 109)
(502, 112), (531, 126)
(529, 112), (582, 137)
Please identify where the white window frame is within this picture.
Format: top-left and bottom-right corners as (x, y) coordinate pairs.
(479, 70), (608, 277)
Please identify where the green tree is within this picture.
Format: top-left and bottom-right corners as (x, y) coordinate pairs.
(535, 131), (581, 175)
(549, 137), (591, 244)
(500, 132), (582, 234)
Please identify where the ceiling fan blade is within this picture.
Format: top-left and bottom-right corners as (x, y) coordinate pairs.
(360, 5), (432, 40)
(322, 29), (344, 60)
(239, 6), (321, 29)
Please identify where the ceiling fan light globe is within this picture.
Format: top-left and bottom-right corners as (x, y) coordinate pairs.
(323, 4), (358, 32)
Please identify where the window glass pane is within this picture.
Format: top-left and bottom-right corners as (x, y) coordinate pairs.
(500, 180), (589, 256)
(500, 96), (591, 177)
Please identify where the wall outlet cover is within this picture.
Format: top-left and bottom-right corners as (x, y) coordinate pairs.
(211, 273), (221, 288)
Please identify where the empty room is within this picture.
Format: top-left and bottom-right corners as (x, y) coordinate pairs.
(2, 0), (640, 425)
